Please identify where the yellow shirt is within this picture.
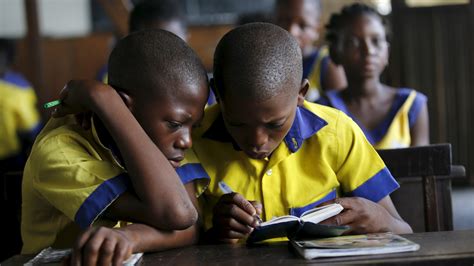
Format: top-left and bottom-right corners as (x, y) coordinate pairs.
(22, 116), (208, 254)
(178, 102), (399, 232)
(320, 89), (427, 149)
(0, 71), (40, 161)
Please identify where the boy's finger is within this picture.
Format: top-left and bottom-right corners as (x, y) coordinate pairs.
(112, 241), (132, 266)
(249, 200), (263, 215)
(71, 228), (95, 266)
(320, 209), (354, 227)
(97, 238), (116, 266)
(230, 193), (258, 216)
(218, 228), (248, 240)
(82, 234), (105, 266)
(221, 217), (254, 234)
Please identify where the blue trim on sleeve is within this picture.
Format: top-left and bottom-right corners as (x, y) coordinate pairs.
(75, 173), (130, 229)
(284, 107), (327, 152)
(408, 91), (427, 128)
(289, 190), (337, 217)
(346, 167), (399, 203)
(3, 71), (31, 89)
(176, 163), (210, 184)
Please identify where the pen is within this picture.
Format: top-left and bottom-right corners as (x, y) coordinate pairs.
(218, 181), (263, 224)
(43, 99), (62, 109)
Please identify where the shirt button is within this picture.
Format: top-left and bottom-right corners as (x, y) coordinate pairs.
(266, 169), (272, 176)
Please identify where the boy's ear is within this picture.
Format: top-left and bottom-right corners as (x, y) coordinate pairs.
(117, 90), (134, 111)
(210, 78), (220, 103)
(297, 79), (309, 106)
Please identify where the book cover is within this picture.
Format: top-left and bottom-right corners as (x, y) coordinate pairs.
(291, 233), (420, 259)
(247, 203), (349, 243)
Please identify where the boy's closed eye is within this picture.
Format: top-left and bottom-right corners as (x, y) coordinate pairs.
(166, 121), (183, 130)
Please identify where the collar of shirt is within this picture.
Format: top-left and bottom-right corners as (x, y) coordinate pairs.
(202, 106), (328, 153)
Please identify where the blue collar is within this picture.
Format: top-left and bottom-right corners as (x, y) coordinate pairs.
(203, 106), (327, 153)
(283, 106), (327, 152)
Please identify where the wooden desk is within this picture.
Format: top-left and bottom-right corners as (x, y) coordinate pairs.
(142, 230), (474, 265)
(3, 230), (474, 265)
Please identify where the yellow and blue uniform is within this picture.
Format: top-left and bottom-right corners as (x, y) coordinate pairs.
(0, 71), (41, 170)
(177, 102), (399, 233)
(21, 116), (209, 254)
(303, 46), (331, 102)
(318, 88), (427, 149)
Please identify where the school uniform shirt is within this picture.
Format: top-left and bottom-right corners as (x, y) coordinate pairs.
(21, 116), (209, 254)
(177, 102), (399, 233)
(318, 88), (427, 149)
(303, 46), (331, 102)
(0, 71), (41, 165)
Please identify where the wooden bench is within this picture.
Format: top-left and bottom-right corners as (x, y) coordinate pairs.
(377, 143), (466, 232)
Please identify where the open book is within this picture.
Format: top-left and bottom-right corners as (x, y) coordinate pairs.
(247, 203), (349, 243)
(291, 233), (420, 260)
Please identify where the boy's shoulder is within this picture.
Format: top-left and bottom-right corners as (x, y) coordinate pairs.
(302, 101), (354, 133)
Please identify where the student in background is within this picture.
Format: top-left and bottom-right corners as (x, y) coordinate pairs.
(275, 0), (346, 102)
(97, 0), (188, 84)
(21, 30), (209, 264)
(318, 3), (429, 148)
(0, 38), (41, 172)
(177, 23), (412, 244)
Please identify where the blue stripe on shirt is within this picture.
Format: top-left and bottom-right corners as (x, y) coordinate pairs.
(177, 163), (210, 184)
(289, 190), (337, 217)
(75, 173), (130, 229)
(346, 167), (400, 203)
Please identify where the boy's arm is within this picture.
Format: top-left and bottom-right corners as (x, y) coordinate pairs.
(53, 80), (196, 230)
(320, 196), (412, 234)
(70, 183), (201, 265)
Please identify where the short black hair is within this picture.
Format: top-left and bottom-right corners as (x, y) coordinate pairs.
(213, 22), (302, 102)
(129, 0), (186, 33)
(108, 29), (207, 99)
(326, 3), (391, 64)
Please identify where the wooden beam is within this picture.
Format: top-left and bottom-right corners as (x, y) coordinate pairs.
(24, 0), (47, 118)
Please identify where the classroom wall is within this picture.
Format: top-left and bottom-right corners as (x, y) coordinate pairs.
(388, 1), (474, 185)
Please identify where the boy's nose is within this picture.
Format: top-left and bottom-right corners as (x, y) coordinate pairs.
(249, 129), (268, 150)
(176, 131), (192, 150)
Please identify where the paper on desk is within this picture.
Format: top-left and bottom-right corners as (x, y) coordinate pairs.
(24, 247), (143, 265)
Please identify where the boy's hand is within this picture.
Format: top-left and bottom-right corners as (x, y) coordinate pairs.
(319, 197), (392, 234)
(52, 80), (113, 118)
(70, 226), (135, 266)
(211, 193), (262, 243)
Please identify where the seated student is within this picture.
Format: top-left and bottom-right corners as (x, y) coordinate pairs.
(318, 4), (429, 149)
(275, 0), (346, 102)
(0, 39), (41, 172)
(97, 0), (188, 84)
(177, 23), (412, 244)
(21, 30), (209, 264)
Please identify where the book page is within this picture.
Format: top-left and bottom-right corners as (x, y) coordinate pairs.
(300, 203), (343, 224)
(259, 215), (299, 226)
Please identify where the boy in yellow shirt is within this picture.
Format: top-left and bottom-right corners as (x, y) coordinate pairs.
(178, 23), (412, 243)
(22, 30), (209, 264)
